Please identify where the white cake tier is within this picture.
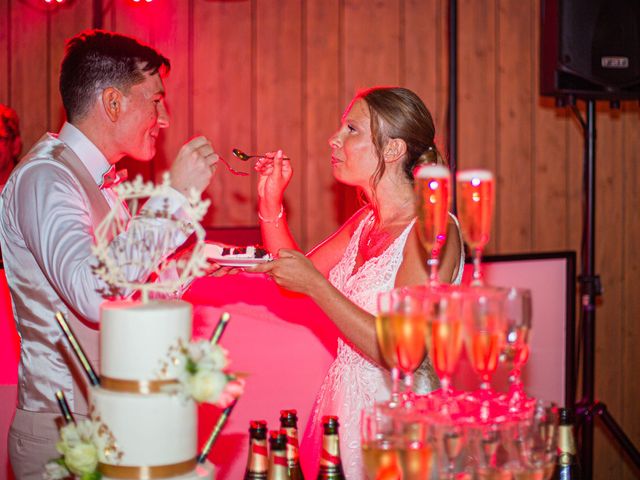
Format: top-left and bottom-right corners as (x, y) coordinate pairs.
(100, 300), (192, 382)
(91, 387), (197, 468)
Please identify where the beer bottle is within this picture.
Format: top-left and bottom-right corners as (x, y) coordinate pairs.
(267, 430), (290, 480)
(316, 416), (346, 480)
(244, 420), (269, 480)
(553, 407), (582, 480)
(280, 409), (305, 480)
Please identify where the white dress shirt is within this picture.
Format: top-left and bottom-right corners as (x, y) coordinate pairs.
(0, 122), (191, 413)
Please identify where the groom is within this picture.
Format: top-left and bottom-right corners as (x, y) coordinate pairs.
(0, 30), (219, 479)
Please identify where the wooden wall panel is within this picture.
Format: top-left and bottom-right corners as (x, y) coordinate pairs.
(458, 0), (498, 253)
(495, 0), (533, 253)
(10, 2), (48, 154)
(49, 3), (92, 131)
(1, 2), (639, 477)
(255, 0), (304, 244)
(0, 0), (9, 103)
(193, 1), (254, 226)
(593, 107), (625, 478)
(305, 0), (341, 249)
(403, 0), (445, 134)
(531, 0), (571, 252)
(622, 105), (640, 480)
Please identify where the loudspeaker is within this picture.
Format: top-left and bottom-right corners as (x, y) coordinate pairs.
(541, 0), (640, 100)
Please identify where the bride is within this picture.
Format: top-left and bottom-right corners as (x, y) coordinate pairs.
(249, 86), (464, 478)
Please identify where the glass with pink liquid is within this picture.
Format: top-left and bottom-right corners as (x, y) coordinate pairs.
(463, 286), (507, 421)
(414, 165), (450, 286)
(423, 286), (466, 413)
(456, 169), (495, 286)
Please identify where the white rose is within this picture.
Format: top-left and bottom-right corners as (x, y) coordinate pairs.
(64, 442), (99, 476)
(57, 424), (80, 454)
(188, 370), (227, 403)
(44, 461), (70, 480)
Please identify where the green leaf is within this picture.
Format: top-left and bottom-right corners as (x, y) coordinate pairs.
(186, 357), (198, 375)
(80, 472), (102, 480)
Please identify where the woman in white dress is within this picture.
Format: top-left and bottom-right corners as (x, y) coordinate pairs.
(250, 87), (464, 478)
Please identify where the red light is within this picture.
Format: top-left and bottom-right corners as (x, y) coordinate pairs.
(131, 0), (153, 3)
(44, 0), (65, 3)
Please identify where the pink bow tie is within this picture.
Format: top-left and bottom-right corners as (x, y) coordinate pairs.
(100, 166), (128, 189)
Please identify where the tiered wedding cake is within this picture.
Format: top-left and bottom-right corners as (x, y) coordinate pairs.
(90, 299), (214, 479)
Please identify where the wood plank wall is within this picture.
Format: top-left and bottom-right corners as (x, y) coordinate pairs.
(1, 0), (638, 477)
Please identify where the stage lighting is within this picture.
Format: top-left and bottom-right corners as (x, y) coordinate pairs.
(43, 0), (65, 3)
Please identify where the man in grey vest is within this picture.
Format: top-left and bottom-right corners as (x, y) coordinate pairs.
(0, 30), (219, 479)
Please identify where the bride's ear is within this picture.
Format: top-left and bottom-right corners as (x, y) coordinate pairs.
(382, 138), (407, 163)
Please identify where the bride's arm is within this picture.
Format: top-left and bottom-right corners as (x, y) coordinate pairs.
(251, 248), (385, 365)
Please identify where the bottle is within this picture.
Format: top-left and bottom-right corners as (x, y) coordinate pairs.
(268, 430), (290, 480)
(280, 409), (305, 480)
(244, 420), (269, 480)
(553, 407), (582, 480)
(316, 416), (346, 480)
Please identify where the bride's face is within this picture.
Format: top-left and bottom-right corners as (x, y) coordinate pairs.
(328, 98), (379, 187)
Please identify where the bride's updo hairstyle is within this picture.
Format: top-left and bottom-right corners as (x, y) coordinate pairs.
(356, 86), (446, 190)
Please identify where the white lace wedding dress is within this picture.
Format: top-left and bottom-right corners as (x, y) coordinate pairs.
(300, 211), (464, 478)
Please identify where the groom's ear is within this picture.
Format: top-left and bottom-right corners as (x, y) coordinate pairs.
(102, 87), (122, 122)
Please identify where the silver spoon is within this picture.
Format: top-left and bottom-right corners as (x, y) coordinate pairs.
(217, 155), (249, 176)
(233, 148), (290, 161)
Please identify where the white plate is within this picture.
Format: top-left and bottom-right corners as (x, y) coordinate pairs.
(204, 243), (272, 268)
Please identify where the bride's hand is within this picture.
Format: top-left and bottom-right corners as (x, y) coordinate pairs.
(255, 150), (292, 208)
(247, 249), (324, 296)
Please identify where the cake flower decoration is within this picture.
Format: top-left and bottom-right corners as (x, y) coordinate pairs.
(163, 338), (245, 407)
(44, 419), (120, 480)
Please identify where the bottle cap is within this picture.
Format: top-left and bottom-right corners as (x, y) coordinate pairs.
(279, 409), (299, 426)
(249, 420), (268, 439)
(269, 430), (287, 451)
(558, 407), (575, 424)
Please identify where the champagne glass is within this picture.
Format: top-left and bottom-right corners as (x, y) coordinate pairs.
(394, 289), (428, 404)
(414, 165), (451, 285)
(424, 286), (465, 412)
(376, 289), (428, 406)
(501, 287), (533, 414)
(463, 287), (507, 421)
(431, 418), (473, 480)
(510, 401), (558, 480)
(361, 403), (436, 480)
(376, 290), (402, 407)
(468, 420), (514, 480)
(456, 169), (495, 286)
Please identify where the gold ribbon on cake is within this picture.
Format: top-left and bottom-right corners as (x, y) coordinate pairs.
(99, 458), (197, 479)
(100, 376), (178, 394)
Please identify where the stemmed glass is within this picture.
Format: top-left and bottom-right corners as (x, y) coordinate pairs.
(414, 165), (451, 286)
(375, 290), (402, 407)
(456, 169), (495, 286)
(510, 401), (558, 479)
(361, 403), (436, 480)
(423, 286), (465, 413)
(501, 287), (533, 413)
(468, 421), (514, 480)
(463, 287), (507, 421)
(376, 289), (428, 406)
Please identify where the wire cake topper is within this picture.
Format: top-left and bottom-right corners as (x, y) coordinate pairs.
(91, 172), (211, 302)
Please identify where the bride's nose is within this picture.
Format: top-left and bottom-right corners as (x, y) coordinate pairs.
(328, 131), (341, 148)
